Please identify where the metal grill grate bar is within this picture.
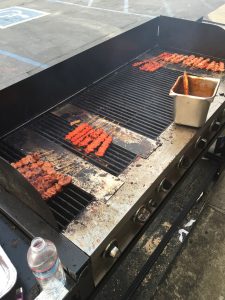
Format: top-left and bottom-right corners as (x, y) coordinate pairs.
(0, 141), (95, 231)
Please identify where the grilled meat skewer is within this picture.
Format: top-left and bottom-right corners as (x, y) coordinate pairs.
(95, 136), (113, 157)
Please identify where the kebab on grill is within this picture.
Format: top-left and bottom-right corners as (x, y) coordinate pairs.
(78, 128), (104, 147)
(95, 136), (113, 157)
(71, 125), (93, 145)
(11, 153), (72, 200)
(65, 123), (89, 140)
(133, 51), (225, 73)
(183, 72), (189, 95)
(84, 131), (108, 154)
(65, 123), (113, 156)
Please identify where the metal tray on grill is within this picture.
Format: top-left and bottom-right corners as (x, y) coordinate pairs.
(169, 74), (220, 127)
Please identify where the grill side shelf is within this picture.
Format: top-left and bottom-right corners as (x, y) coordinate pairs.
(29, 113), (136, 177)
(0, 141), (95, 231)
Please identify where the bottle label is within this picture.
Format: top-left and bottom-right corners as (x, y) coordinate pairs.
(33, 258), (60, 281)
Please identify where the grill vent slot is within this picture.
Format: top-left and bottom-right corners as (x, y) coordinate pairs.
(0, 141), (94, 231)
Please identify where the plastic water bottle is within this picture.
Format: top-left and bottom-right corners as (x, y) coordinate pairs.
(27, 237), (66, 295)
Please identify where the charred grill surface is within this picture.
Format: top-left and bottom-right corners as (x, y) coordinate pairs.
(0, 141), (94, 231)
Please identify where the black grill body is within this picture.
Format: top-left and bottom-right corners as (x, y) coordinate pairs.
(0, 16), (225, 299)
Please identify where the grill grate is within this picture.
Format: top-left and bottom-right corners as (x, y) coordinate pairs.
(0, 141), (94, 231)
(29, 112), (136, 176)
(71, 66), (181, 139)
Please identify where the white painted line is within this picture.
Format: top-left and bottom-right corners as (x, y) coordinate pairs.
(88, 0), (94, 7)
(48, 0), (155, 19)
(184, 219), (196, 228)
(124, 0), (129, 13)
(178, 229), (189, 243)
(162, 0), (173, 17)
(0, 6), (49, 29)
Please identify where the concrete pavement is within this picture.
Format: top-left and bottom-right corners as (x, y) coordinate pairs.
(0, 0), (224, 89)
(154, 170), (225, 300)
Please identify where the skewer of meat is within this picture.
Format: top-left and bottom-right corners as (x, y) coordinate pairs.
(168, 54), (183, 63)
(182, 55), (195, 66)
(219, 62), (225, 72)
(70, 125), (93, 145)
(172, 55), (188, 64)
(65, 123), (89, 140)
(72, 121), (106, 146)
(78, 128), (104, 147)
(11, 154), (72, 200)
(183, 56), (196, 67)
(133, 59), (152, 67)
(206, 61), (216, 71)
(85, 131), (108, 154)
(189, 57), (204, 68)
(139, 61), (163, 72)
(183, 72), (189, 95)
(196, 58), (210, 69)
(132, 52), (171, 68)
(163, 53), (177, 62)
(95, 136), (113, 157)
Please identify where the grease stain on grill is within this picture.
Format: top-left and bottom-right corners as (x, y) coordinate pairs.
(0, 141), (95, 231)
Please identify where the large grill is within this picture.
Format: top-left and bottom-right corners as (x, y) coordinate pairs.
(0, 16), (225, 300)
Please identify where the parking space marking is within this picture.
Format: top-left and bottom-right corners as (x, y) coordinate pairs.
(0, 6), (49, 29)
(124, 0), (129, 13)
(88, 0), (94, 7)
(0, 49), (49, 69)
(49, 0), (155, 18)
(162, 0), (173, 17)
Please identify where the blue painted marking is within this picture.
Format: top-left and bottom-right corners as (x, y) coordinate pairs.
(0, 50), (48, 69)
(0, 6), (49, 29)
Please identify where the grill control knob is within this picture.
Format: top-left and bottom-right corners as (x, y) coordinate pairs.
(178, 155), (190, 169)
(195, 137), (207, 149)
(210, 121), (221, 132)
(133, 206), (151, 224)
(158, 178), (173, 192)
(109, 246), (120, 258)
(103, 240), (120, 259)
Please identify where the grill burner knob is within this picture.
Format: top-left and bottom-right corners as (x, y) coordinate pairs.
(178, 155), (190, 169)
(103, 240), (120, 259)
(133, 206), (151, 224)
(195, 137), (207, 149)
(109, 246), (120, 258)
(158, 178), (173, 193)
(210, 121), (221, 132)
